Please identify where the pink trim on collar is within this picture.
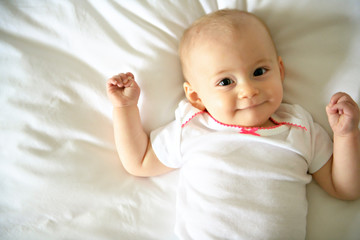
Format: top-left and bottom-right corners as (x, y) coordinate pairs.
(270, 118), (308, 131)
(181, 111), (307, 135)
(181, 111), (206, 128)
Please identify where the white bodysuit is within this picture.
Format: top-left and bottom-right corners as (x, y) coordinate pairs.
(151, 99), (333, 240)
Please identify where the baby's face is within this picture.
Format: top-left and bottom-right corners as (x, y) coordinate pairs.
(183, 19), (284, 127)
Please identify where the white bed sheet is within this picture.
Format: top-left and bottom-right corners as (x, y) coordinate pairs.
(1, 0), (359, 239)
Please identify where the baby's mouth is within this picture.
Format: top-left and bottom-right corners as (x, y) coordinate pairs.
(238, 101), (264, 110)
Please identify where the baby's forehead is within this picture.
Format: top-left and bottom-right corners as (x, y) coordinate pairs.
(184, 12), (269, 49)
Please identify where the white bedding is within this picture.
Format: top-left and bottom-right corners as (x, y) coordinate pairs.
(0, 1), (359, 239)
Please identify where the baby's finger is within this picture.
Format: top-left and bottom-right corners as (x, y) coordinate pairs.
(112, 73), (127, 87)
(107, 77), (118, 87)
(119, 73), (130, 86)
(112, 76), (123, 88)
(329, 92), (342, 105)
(108, 72), (134, 88)
(331, 100), (358, 117)
(126, 72), (134, 80)
(124, 74), (135, 87)
(329, 92), (354, 105)
(108, 75), (120, 84)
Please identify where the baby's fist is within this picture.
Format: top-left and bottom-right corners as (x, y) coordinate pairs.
(326, 92), (360, 136)
(107, 72), (140, 108)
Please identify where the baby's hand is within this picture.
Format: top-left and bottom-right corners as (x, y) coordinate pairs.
(326, 92), (360, 136)
(106, 72), (140, 108)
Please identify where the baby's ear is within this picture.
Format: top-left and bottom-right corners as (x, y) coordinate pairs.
(278, 56), (285, 82)
(183, 82), (206, 111)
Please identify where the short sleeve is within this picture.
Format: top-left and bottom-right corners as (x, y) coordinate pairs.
(308, 122), (333, 174)
(281, 104), (333, 174)
(150, 119), (184, 169)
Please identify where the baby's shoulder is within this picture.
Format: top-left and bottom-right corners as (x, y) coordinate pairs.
(175, 99), (203, 125)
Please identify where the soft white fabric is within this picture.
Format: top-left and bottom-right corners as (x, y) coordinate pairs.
(1, 1), (360, 240)
(151, 100), (332, 239)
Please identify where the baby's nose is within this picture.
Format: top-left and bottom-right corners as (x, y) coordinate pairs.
(237, 82), (259, 99)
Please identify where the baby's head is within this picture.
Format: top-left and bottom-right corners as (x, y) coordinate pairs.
(179, 9), (285, 127)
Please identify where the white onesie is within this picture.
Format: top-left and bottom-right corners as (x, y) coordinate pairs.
(151, 99), (333, 240)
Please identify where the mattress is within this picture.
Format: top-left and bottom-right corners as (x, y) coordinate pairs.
(1, 1), (359, 239)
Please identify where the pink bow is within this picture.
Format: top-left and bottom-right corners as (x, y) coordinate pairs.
(238, 127), (260, 136)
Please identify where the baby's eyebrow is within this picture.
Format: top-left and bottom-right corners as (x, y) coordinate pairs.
(253, 58), (272, 65)
(213, 69), (230, 76)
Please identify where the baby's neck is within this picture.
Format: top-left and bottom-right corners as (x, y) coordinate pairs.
(259, 118), (277, 128)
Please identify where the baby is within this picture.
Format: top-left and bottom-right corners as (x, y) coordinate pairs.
(107, 9), (360, 240)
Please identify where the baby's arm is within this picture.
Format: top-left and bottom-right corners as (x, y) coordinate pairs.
(107, 73), (173, 177)
(313, 92), (360, 200)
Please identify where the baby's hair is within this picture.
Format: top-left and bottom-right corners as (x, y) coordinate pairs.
(179, 9), (277, 81)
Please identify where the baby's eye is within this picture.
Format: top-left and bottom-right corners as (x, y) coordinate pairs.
(218, 78), (234, 86)
(253, 67), (267, 77)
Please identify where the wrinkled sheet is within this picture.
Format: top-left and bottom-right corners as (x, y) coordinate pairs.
(0, 1), (359, 239)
